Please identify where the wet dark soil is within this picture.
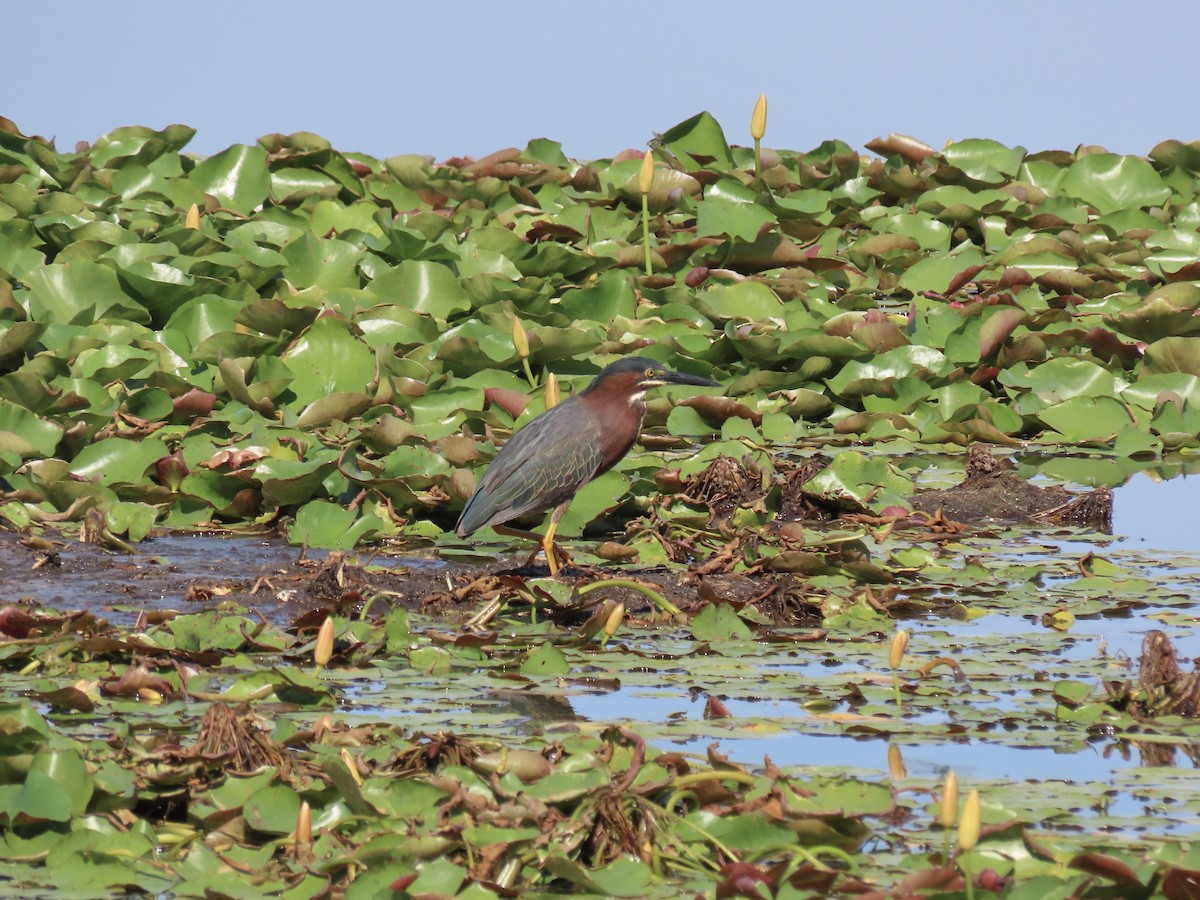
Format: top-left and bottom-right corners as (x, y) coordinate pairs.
(907, 445), (1113, 529)
(0, 530), (819, 630)
(0, 447), (1114, 630)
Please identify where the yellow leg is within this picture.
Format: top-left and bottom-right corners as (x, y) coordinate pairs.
(542, 502), (571, 576)
(494, 501), (573, 575)
(543, 520), (561, 575)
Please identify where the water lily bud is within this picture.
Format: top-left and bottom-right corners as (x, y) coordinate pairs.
(185, 203), (200, 230)
(314, 617), (334, 667)
(889, 629), (909, 669)
(545, 371), (560, 409)
(155, 452), (189, 492)
(751, 93), (768, 141)
(512, 316), (530, 359)
(603, 602), (626, 639)
(887, 744), (906, 780)
(958, 789), (981, 851)
(638, 150), (655, 195)
(940, 771), (959, 828)
(296, 800), (311, 843)
(341, 748), (364, 786)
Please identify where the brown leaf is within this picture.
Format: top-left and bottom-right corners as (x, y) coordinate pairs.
(704, 696), (733, 719)
(1164, 866), (1200, 900)
(679, 395), (762, 427)
(946, 264), (986, 295)
(865, 133), (938, 165)
(1069, 851), (1144, 886)
(716, 862), (773, 899)
(172, 387), (217, 420)
(484, 387), (528, 419)
(100, 665), (173, 699)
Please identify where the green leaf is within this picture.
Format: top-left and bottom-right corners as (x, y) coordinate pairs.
(69, 438), (167, 486)
(282, 317), (376, 407)
(187, 144), (270, 215)
(520, 642), (569, 676)
(692, 281), (783, 322)
(696, 179), (776, 242)
(656, 111), (733, 167)
(1059, 153), (1171, 215)
(22, 261), (148, 325)
(690, 602), (753, 641)
(1037, 396), (1133, 442)
(367, 260), (471, 317)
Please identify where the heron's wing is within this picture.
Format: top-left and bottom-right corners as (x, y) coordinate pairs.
(456, 399), (604, 535)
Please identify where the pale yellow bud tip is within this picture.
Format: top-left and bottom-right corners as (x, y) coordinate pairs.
(958, 789), (981, 851)
(638, 150), (655, 195)
(512, 316), (530, 359)
(887, 744), (906, 780)
(544, 371), (560, 409)
(751, 93), (768, 141)
(314, 617), (334, 667)
(940, 771), (959, 828)
(889, 629), (909, 669)
(341, 748), (364, 786)
(184, 203), (201, 230)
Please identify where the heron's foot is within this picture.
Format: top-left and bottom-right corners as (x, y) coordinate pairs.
(525, 541), (572, 575)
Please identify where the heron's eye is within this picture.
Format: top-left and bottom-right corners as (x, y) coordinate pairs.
(644, 368), (656, 378)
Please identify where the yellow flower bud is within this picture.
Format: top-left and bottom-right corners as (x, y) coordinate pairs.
(544, 371), (560, 409)
(887, 744), (906, 780)
(184, 203), (200, 230)
(940, 771), (959, 828)
(889, 629), (909, 670)
(512, 315), (530, 359)
(751, 93), (768, 141)
(958, 789), (981, 851)
(341, 748), (363, 786)
(638, 150), (655, 195)
(314, 617), (334, 667)
(603, 602), (626, 638)
(295, 800), (312, 843)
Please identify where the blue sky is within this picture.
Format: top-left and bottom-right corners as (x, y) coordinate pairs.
(8, 1), (1197, 162)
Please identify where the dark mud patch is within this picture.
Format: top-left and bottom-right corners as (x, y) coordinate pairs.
(908, 445), (1113, 529)
(0, 530), (824, 630)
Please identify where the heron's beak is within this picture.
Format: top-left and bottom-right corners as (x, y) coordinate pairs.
(658, 369), (720, 388)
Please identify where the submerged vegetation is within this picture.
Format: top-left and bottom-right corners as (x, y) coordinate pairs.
(1, 107), (1200, 895)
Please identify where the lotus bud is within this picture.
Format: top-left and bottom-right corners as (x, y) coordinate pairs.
(512, 316), (530, 359)
(638, 150), (655, 195)
(185, 203), (200, 230)
(940, 770), (959, 828)
(889, 629), (909, 669)
(603, 602), (626, 639)
(544, 371), (560, 409)
(751, 93), (768, 141)
(314, 617), (334, 668)
(296, 800), (312, 843)
(958, 789), (981, 851)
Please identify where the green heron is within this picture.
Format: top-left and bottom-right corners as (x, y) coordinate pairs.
(456, 356), (719, 574)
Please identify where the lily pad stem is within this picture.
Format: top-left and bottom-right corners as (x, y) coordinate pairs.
(576, 578), (680, 618)
(641, 192), (653, 277)
(753, 136), (762, 194)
